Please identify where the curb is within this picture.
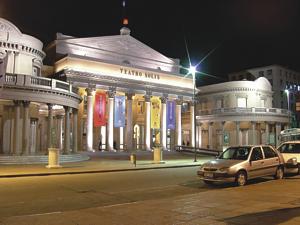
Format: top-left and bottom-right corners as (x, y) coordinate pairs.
(0, 163), (202, 178)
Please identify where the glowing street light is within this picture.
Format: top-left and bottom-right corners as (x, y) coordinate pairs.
(188, 64), (198, 162)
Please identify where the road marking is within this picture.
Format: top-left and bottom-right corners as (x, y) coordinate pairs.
(99, 201), (138, 209)
(13, 211), (62, 218)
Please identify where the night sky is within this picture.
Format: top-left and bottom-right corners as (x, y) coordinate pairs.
(2, 0), (300, 85)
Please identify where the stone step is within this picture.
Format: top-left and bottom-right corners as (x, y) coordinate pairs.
(0, 154), (90, 164)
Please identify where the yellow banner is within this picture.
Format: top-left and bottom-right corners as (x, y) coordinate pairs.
(151, 97), (161, 129)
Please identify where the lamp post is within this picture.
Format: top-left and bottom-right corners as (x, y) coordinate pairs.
(188, 65), (197, 162)
(285, 89), (291, 128)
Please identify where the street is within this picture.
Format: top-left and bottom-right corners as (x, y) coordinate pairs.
(0, 167), (300, 224)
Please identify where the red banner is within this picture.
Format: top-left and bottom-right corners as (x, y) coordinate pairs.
(94, 92), (106, 127)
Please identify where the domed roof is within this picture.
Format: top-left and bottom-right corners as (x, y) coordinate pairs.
(254, 77), (272, 91)
(0, 18), (22, 36)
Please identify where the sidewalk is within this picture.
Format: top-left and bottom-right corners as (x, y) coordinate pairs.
(0, 151), (213, 178)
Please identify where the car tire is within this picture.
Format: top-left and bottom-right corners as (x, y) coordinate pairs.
(203, 180), (214, 185)
(297, 164), (300, 175)
(274, 167), (284, 180)
(235, 171), (247, 186)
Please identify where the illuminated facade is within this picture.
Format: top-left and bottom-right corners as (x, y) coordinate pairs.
(196, 77), (290, 150)
(44, 27), (195, 152)
(0, 18), (82, 162)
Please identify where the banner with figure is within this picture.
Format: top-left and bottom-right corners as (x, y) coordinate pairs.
(114, 95), (126, 127)
(151, 97), (161, 129)
(0, 52), (8, 86)
(94, 92), (106, 127)
(167, 100), (176, 130)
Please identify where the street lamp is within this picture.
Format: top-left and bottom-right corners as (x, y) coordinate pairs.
(188, 65), (197, 162)
(285, 89), (290, 111)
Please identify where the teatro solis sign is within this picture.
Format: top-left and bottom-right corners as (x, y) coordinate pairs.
(120, 67), (160, 80)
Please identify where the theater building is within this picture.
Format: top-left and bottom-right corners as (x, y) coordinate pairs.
(0, 17), (196, 162)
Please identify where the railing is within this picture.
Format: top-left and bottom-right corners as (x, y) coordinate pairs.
(175, 145), (221, 156)
(199, 107), (291, 116)
(2, 73), (78, 95)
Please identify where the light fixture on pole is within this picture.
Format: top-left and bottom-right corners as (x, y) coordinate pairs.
(285, 89), (291, 127)
(188, 65), (197, 162)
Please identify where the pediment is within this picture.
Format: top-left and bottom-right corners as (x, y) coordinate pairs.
(59, 34), (175, 65)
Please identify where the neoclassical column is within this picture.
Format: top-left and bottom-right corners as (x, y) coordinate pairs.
(85, 87), (94, 151)
(275, 123), (281, 147)
(126, 93), (134, 151)
(208, 122), (213, 149)
(265, 122), (270, 144)
(144, 93), (151, 151)
(197, 122), (202, 148)
(160, 95), (167, 150)
(47, 104), (54, 149)
(64, 106), (71, 154)
(236, 121), (240, 145)
(251, 121), (256, 145)
(221, 121), (226, 149)
(190, 101), (195, 147)
(56, 115), (64, 150)
(22, 101), (30, 155)
(176, 98), (182, 146)
(107, 88), (116, 151)
(13, 100), (21, 155)
(73, 108), (78, 153)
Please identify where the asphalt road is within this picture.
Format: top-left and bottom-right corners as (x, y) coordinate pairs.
(1, 167), (300, 225)
(0, 167), (204, 219)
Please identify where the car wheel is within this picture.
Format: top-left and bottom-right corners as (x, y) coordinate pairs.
(274, 167), (284, 180)
(235, 171), (247, 186)
(203, 180), (214, 185)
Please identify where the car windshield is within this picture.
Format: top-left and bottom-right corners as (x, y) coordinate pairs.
(219, 147), (251, 160)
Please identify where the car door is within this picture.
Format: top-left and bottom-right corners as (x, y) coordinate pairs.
(248, 147), (265, 179)
(262, 146), (280, 176)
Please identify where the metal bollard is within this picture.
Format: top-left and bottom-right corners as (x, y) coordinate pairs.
(130, 153), (136, 167)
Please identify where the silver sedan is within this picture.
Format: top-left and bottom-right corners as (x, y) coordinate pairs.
(197, 145), (284, 186)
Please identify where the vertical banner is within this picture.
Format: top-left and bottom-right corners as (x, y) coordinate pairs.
(167, 100), (176, 130)
(94, 92), (106, 127)
(151, 97), (161, 129)
(114, 95), (126, 127)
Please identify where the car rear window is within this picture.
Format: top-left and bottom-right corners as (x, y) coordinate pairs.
(278, 143), (300, 153)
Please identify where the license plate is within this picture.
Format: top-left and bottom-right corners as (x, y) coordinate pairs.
(204, 172), (214, 178)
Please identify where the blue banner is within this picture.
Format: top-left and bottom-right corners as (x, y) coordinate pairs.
(167, 101), (176, 130)
(114, 96), (126, 127)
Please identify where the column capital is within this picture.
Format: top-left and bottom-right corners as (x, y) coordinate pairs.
(63, 106), (70, 113)
(126, 92), (135, 100)
(221, 121), (226, 126)
(176, 98), (183, 105)
(107, 89), (116, 98)
(85, 86), (95, 96)
(22, 101), (30, 107)
(72, 108), (78, 114)
(13, 100), (22, 106)
(209, 122), (214, 126)
(160, 96), (167, 104)
(144, 94), (151, 102)
(47, 103), (53, 110)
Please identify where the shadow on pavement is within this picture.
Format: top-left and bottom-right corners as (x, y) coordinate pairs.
(223, 207), (300, 225)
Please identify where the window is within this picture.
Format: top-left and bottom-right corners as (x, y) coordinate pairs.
(267, 69), (272, 75)
(260, 99), (265, 107)
(280, 79), (283, 86)
(32, 66), (41, 76)
(259, 71), (264, 77)
(216, 99), (223, 108)
(237, 97), (247, 107)
(262, 147), (277, 158)
(250, 147), (263, 161)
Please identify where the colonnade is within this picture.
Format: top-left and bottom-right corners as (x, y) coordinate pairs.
(85, 87), (195, 152)
(195, 121), (286, 150)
